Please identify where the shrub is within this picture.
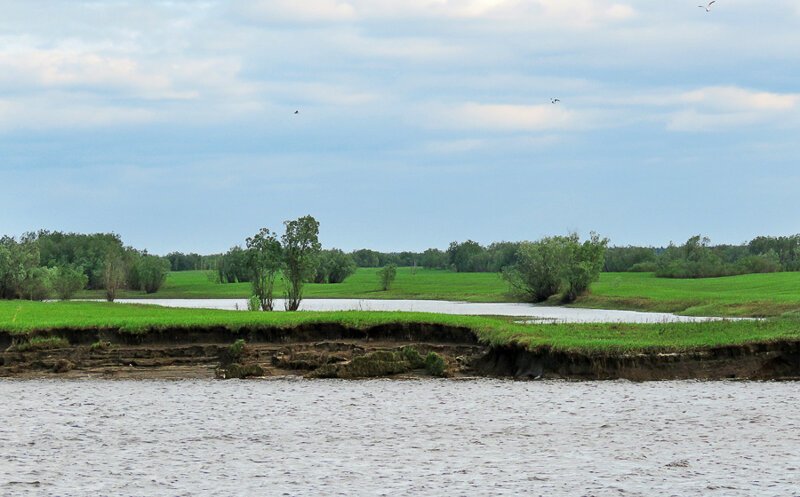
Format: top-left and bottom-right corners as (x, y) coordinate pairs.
(424, 352), (447, 377)
(401, 346), (425, 368)
(229, 339), (247, 360)
(247, 295), (261, 312)
(52, 265), (88, 300)
(377, 264), (397, 291)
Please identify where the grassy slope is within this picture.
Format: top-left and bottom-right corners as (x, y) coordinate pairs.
(75, 268), (800, 318)
(2, 300), (799, 354)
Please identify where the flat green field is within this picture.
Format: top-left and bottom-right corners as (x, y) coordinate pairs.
(2, 300), (799, 353)
(76, 268), (800, 318)
(78, 268), (511, 302)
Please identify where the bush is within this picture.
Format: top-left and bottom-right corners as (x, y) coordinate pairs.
(401, 346), (425, 368)
(52, 265), (88, 300)
(503, 233), (607, 303)
(247, 295), (261, 311)
(377, 264), (397, 291)
(424, 352), (447, 376)
(314, 249), (356, 284)
(136, 255), (170, 294)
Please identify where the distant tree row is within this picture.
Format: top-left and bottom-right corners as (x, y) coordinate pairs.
(165, 252), (220, 272)
(603, 234), (800, 278)
(348, 241), (521, 273)
(0, 231), (170, 301)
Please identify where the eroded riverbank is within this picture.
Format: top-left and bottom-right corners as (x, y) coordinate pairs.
(2, 324), (799, 381)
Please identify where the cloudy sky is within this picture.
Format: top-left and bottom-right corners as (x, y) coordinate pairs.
(1, 0), (799, 254)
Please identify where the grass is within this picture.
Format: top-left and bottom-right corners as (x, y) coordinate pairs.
(2, 300), (799, 354)
(74, 268), (800, 318)
(580, 271), (800, 317)
(75, 268), (511, 302)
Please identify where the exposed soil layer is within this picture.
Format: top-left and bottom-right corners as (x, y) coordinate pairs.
(2, 325), (799, 380)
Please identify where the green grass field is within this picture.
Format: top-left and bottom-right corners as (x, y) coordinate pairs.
(77, 268), (512, 302)
(76, 268), (800, 318)
(2, 300), (799, 353)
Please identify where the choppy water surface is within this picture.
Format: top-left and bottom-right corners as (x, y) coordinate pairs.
(112, 298), (725, 323)
(2, 380), (798, 496)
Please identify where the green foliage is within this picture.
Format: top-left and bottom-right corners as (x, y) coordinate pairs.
(102, 249), (126, 302)
(504, 237), (570, 302)
(19, 267), (54, 301)
(562, 233), (609, 303)
(35, 231), (125, 290)
(504, 233), (607, 303)
(229, 338), (247, 359)
(0, 235), (41, 299)
(90, 340), (112, 350)
(314, 249), (357, 284)
(377, 263), (397, 291)
(282, 215), (321, 311)
(420, 248), (448, 269)
(400, 346), (425, 368)
(247, 295), (260, 311)
(217, 246), (251, 284)
(424, 351), (447, 376)
(52, 265), (88, 300)
(246, 228), (282, 311)
(134, 255), (170, 294)
(10, 336), (70, 351)
(448, 240), (489, 272)
(165, 252), (218, 271)
(604, 246), (657, 272)
(350, 249), (381, 267)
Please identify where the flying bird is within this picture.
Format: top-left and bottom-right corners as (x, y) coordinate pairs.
(698, 1), (715, 12)
(550, 98), (560, 104)
(294, 110), (299, 114)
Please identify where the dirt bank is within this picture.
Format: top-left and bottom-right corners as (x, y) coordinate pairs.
(1, 325), (799, 380)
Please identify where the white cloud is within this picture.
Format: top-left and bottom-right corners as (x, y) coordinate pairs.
(433, 102), (578, 131)
(233, 0), (357, 22)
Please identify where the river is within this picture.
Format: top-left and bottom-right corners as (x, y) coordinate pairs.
(2, 379), (797, 496)
(111, 298), (728, 323)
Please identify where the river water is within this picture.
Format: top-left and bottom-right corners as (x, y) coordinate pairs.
(2, 379), (797, 496)
(111, 298), (726, 323)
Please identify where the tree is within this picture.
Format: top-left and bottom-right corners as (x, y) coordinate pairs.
(314, 249), (356, 284)
(503, 237), (570, 302)
(52, 265), (88, 300)
(0, 235), (41, 299)
(246, 228), (282, 311)
(281, 215), (321, 311)
(103, 250), (126, 302)
(561, 232), (608, 303)
(136, 255), (171, 294)
(377, 263), (397, 291)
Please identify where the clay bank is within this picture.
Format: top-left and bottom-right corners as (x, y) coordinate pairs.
(2, 322), (799, 381)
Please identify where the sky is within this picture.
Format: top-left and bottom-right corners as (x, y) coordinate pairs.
(1, 0), (799, 254)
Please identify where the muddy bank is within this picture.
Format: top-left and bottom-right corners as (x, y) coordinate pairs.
(1, 325), (799, 380)
(474, 341), (800, 381)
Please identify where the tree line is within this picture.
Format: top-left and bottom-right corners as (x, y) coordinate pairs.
(0, 230), (170, 301)
(604, 234), (800, 278)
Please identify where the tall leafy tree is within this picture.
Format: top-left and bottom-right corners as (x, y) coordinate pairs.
(281, 216), (321, 311)
(246, 228), (283, 311)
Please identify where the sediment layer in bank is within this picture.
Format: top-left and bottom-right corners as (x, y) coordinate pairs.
(2, 323), (799, 381)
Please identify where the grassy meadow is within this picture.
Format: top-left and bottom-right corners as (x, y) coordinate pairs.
(2, 300), (800, 353)
(75, 268), (800, 318)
